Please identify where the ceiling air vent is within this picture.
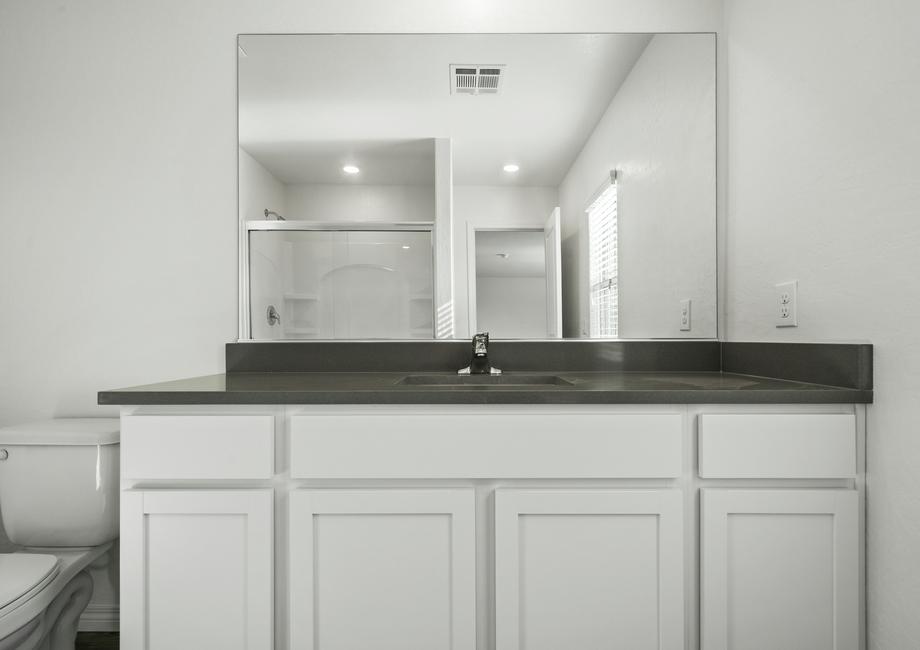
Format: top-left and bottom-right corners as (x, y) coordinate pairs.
(450, 64), (505, 95)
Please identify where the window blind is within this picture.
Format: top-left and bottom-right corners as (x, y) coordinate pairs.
(587, 179), (618, 338)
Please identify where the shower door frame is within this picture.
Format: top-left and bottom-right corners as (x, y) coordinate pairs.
(240, 220), (437, 341)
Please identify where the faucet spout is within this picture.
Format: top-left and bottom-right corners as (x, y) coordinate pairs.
(458, 332), (502, 375)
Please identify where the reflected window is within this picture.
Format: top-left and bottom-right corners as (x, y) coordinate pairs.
(587, 179), (618, 338)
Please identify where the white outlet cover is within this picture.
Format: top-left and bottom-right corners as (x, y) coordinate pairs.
(680, 299), (691, 331)
(775, 281), (798, 327)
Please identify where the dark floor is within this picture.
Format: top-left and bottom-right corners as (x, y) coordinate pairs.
(76, 632), (118, 649)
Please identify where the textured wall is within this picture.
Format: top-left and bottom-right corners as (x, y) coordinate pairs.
(283, 184), (435, 223)
(559, 34), (717, 338)
(239, 148), (286, 222)
(722, 1), (920, 647)
(476, 276), (548, 339)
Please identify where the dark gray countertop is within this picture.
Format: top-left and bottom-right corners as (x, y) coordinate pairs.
(97, 371), (872, 405)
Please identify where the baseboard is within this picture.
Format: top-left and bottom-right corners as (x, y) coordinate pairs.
(79, 604), (119, 632)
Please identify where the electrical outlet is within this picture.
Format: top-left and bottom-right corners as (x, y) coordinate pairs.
(679, 299), (691, 331)
(775, 281), (797, 327)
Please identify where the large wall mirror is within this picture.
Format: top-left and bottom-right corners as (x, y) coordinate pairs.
(238, 33), (716, 340)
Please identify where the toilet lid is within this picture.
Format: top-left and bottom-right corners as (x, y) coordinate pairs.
(0, 554), (60, 613)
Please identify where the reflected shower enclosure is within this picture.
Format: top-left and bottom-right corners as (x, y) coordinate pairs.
(248, 224), (434, 340)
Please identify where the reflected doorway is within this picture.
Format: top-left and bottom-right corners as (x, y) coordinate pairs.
(467, 209), (562, 339)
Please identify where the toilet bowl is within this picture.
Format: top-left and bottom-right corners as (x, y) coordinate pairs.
(0, 419), (119, 650)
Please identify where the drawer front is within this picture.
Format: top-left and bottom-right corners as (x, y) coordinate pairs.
(698, 413), (856, 479)
(291, 412), (682, 479)
(122, 415), (274, 479)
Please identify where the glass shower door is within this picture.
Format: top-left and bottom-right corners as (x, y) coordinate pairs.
(248, 227), (433, 340)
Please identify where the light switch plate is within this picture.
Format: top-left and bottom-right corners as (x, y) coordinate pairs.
(775, 281), (797, 327)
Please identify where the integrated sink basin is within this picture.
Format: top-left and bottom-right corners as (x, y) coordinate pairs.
(397, 374), (576, 387)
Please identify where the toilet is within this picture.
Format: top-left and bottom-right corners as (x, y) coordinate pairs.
(0, 419), (119, 650)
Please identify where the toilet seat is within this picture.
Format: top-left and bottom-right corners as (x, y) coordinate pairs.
(0, 554), (60, 616)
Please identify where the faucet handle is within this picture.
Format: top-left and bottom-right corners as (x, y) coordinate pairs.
(472, 332), (489, 356)
(458, 332), (499, 375)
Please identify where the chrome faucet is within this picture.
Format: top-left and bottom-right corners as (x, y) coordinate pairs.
(458, 332), (502, 375)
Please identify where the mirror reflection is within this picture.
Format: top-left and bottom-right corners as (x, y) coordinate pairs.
(239, 33), (716, 340)
(473, 229), (553, 339)
(250, 228), (434, 340)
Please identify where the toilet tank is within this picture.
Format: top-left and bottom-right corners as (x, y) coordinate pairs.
(0, 419), (119, 547)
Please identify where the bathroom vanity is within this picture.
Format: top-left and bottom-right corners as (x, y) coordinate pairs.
(99, 341), (872, 650)
(98, 28), (872, 650)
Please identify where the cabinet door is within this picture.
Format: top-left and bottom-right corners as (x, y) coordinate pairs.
(289, 489), (476, 650)
(701, 489), (859, 650)
(121, 490), (273, 650)
(495, 489), (684, 650)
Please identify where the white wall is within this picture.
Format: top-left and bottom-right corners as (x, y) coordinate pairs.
(284, 184), (434, 222)
(722, 1), (920, 647)
(239, 149), (286, 338)
(239, 147), (286, 221)
(559, 34), (717, 338)
(452, 185), (558, 337)
(8, 1), (918, 645)
(476, 277), (547, 339)
(0, 0), (721, 632)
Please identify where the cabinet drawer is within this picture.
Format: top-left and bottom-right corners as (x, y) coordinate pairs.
(291, 412), (682, 479)
(698, 413), (856, 479)
(122, 415), (274, 479)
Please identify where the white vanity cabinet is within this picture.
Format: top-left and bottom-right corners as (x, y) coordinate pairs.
(119, 414), (277, 650)
(700, 489), (858, 650)
(697, 413), (862, 650)
(120, 490), (274, 650)
(494, 489), (684, 650)
(289, 489), (476, 650)
(117, 404), (865, 650)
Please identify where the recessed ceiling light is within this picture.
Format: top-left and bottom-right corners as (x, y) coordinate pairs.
(342, 165), (360, 174)
(402, 245), (411, 250)
(503, 164), (520, 173)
